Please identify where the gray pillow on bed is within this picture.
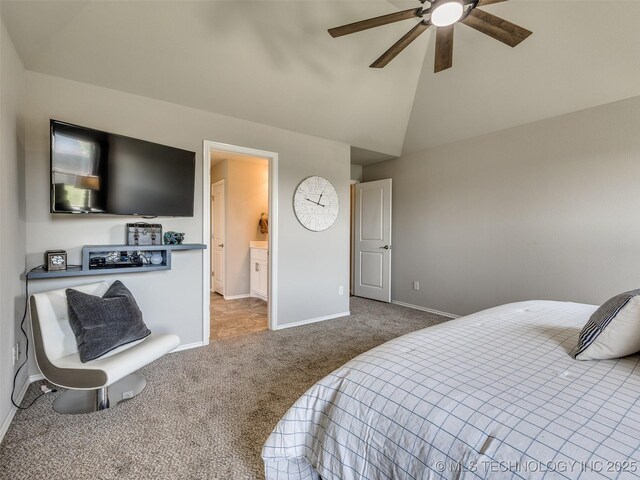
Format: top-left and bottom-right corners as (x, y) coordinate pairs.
(66, 280), (151, 363)
(573, 289), (640, 360)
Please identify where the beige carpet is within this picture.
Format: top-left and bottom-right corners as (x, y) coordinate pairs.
(1, 297), (449, 480)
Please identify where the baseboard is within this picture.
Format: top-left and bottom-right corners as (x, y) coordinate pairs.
(171, 341), (205, 353)
(0, 374), (32, 443)
(275, 311), (351, 330)
(391, 300), (460, 319)
(223, 294), (251, 300)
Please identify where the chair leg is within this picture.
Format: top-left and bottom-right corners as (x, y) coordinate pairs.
(52, 374), (146, 414)
(96, 387), (109, 410)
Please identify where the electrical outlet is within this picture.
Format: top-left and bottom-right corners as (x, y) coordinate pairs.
(413, 281), (420, 291)
(338, 286), (344, 296)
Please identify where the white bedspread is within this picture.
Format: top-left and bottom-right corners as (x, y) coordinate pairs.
(262, 301), (640, 480)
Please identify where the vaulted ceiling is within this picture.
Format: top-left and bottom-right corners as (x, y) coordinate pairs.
(3, 1), (640, 162)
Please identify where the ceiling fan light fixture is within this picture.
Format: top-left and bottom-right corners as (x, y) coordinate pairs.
(328, 0), (532, 72)
(430, 0), (464, 27)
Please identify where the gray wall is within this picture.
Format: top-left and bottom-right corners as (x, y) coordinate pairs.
(364, 95), (640, 317)
(23, 70), (350, 377)
(350, 164), (362, 183)
(0, 20), (27, 433)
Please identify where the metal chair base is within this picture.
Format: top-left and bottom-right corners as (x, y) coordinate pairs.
(53, 373), (147, 414)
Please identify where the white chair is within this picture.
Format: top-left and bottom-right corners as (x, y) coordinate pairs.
(29, 281), (180, 414)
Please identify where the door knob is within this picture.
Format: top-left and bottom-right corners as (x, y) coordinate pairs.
(380, 245), (391, 250)
(218, 243), (224, 247)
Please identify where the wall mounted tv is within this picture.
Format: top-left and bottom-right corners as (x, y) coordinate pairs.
(50, 120), (196, 216)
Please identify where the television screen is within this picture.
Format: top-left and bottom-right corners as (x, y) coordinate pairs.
(50, 120), (195, 216)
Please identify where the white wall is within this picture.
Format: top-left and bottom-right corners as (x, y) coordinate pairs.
(24, 71), (350, 374)
(0, 19), (27, 436)
(212, 157), (268, 297)
(364, 95), (640, 317)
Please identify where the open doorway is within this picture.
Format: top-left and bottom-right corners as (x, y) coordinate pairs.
(210, 151), (269, 339)
(202, 141), (278, 343)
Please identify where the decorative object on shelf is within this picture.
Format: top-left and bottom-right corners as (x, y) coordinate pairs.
(89, 257), (107, 268)
(293, 176), (339, 232)
(150, 252), (164, 265)
(163, 231), (185, 245)
(259, 212), (269, 235)
(88, 250), (150, 270)
(137, 252), (152, 265)
(44, 250), (68, 271)
(126, 223), (163, 246)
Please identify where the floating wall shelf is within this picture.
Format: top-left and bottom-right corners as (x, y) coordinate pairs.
(27, 244), (206, 280)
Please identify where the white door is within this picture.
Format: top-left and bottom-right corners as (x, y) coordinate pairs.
(354, 179), (392, 302)
(212, 181), (225, 295)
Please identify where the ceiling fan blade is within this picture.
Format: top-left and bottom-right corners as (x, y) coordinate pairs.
(477, 0), (509, 6)
(434, 25), (454, 73)
(370, 22), (430, 68)
(462, 9), (532, 47)
(328, 8), (423, 38)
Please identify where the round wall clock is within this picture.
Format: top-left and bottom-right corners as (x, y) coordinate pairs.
(293, 176), (339, 232)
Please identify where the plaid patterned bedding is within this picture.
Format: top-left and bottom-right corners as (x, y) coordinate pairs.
(262, 301), (640, 480)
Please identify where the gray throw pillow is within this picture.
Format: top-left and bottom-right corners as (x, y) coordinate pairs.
(66, 280), (151, 363)
(573, 289), (640, 360)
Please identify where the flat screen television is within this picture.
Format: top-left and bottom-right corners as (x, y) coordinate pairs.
(50, 120), (195, 216)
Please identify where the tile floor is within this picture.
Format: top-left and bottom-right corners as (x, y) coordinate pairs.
(210, 292), (268, 339)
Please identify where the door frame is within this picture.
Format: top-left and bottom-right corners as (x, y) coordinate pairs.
(202, 140), (279, 343)
(211, 179), (225, 295)
(349, 180), (360, 296)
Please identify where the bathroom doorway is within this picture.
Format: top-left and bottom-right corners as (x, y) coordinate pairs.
(208, 149), (271, 340)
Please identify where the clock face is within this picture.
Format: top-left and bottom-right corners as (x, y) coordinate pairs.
(293, 176), (339, 232)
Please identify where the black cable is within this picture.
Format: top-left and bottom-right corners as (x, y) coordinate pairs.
(10, 265), (57, 410)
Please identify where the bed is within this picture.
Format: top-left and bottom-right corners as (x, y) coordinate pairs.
(262, 301), (640, 480)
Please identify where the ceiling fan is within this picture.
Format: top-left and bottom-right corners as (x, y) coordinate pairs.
(328, 0), (532, 73)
